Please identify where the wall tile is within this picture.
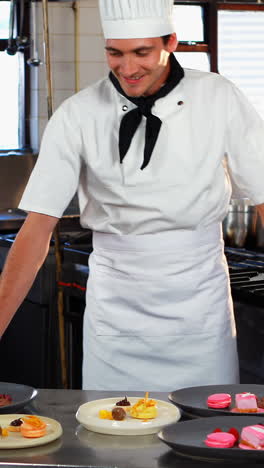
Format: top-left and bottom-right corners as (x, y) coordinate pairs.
(38, 117), (49, 143)
(79, 0), (99, 7)
(38, 66), (50, 91)
(79, 62), (107, 89)
(79, 7), (103, 35)
(50, 6), (75, 35)
(54, 89), (75, 109)
(79, 35), (105, 61)
(50, 35), (75, 62)
(33, 0), (107, 150)
(37, 90), (49, 119)
(53, 62), (76, 89)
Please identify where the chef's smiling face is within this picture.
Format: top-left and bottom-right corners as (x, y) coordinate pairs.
(105, 34), (178, 97)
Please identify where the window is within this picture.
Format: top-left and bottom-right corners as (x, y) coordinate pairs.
(173, 5), (204, 42)
(0, 0), (29, 152)
(172, 3), (210, 72)
(218, 8), (264, 119)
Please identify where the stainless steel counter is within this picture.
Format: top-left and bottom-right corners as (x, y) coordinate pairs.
(0, 390), (207, 467)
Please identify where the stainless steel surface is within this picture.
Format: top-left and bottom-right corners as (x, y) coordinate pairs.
(27, 1), (42, 67)
(223, 199), (258, 248)
(0, 390), (201, 467)
(42, 0), (53, 120)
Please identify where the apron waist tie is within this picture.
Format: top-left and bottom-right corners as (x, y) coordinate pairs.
(93, 223), (223, 252)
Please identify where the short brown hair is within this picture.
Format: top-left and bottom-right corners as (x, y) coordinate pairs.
(161, 34), (172, 45)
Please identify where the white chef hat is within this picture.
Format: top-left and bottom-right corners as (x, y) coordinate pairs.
(99, 0), (175, 39)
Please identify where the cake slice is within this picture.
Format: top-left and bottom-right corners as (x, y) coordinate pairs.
(235, 392), (258, 413)
(239, 424), (264, 449)
(130, 392), (157, 419)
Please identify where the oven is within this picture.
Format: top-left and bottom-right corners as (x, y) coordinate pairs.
(0, 231), (92, 389)
(225, 247), (264, 384)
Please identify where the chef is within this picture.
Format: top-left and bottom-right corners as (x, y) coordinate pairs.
(0, 0), (264, 391)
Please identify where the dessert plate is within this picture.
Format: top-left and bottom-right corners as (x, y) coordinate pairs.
(169, 384), (264, 418)
(0, 382), (38, 413)
(76, 397), (181, 435)
(0, 414), (63, 449)
(158, 415), (264, 462)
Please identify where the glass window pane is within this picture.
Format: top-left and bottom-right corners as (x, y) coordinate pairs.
(0, 52), (19, 149)
(172, 5), (204, 42)
(218, 10), (264, 119)
(0, 1), (10, 39)
(174, 52), (210, 72)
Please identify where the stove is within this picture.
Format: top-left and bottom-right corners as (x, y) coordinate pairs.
(0, 230), (92, 389)
(225, 247), (264, 307)
(225, 247), (264, 385)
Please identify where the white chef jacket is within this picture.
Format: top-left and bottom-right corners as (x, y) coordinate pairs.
(19, 68), (264, 230)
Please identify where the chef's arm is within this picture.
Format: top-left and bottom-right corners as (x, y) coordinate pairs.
(256, 203), (264, 228)
(0, 212), (59, 337)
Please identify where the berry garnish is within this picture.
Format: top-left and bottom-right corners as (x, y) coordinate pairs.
(212, 428), (222, 432)
(228, 427), (240, 442)
(116, 396), (131, 406)
(10, 418), (23, 427)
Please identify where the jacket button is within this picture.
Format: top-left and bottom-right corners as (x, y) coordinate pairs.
(122, 105), (128, 111)
(177, 101), (184, 106)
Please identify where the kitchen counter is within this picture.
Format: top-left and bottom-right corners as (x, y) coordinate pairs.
(0, 389), (212, 467)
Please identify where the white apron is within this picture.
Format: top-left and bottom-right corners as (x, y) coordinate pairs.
(82, 224), (239, 391)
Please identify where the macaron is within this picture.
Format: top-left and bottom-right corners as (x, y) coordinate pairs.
(207, 393), (232, 409)
(204, 431), (236, 448)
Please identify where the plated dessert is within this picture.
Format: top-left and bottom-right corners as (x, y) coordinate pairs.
(0, 414), (63, 449)
(0, 415), (47, 439)
(207, 393), (231, 409)
(240, 424), (264, 450)
(204, 423), (264, 450)
(0, 382), (38, 414)
(159, 413), (264, 462)
(0, 394), (12, 408)
(76, 393), (181, 436)
(204, 431), (236, 448)
(169, 384), (264, 419)
(235, 392), (258, 413)
(207, 391), (264, 413)
(99, 392), (158, 421)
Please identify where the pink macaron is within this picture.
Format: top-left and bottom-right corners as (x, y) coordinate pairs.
(207, 393), (232, 409)
(204, 431), (236, 448)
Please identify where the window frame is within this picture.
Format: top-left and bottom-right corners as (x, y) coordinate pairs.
(173, 0), (216, 71)
(0, 0), (31, 154)
(174, 0), (264, 73)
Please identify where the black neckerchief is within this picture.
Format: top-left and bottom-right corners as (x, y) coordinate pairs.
(109, 54), (184, 170)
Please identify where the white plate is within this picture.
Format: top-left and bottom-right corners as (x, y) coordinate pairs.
(76, 397), (181, 436)
(0, 414), (63, 449)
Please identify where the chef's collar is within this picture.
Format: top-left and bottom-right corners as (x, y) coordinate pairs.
(109, 54), (184, 170)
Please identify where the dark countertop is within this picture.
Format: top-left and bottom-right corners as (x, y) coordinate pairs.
(0, 389), (211, 467)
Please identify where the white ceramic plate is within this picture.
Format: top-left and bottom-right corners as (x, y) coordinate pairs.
(0, 414), (63, 449)
(76, 397), (181, 436)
